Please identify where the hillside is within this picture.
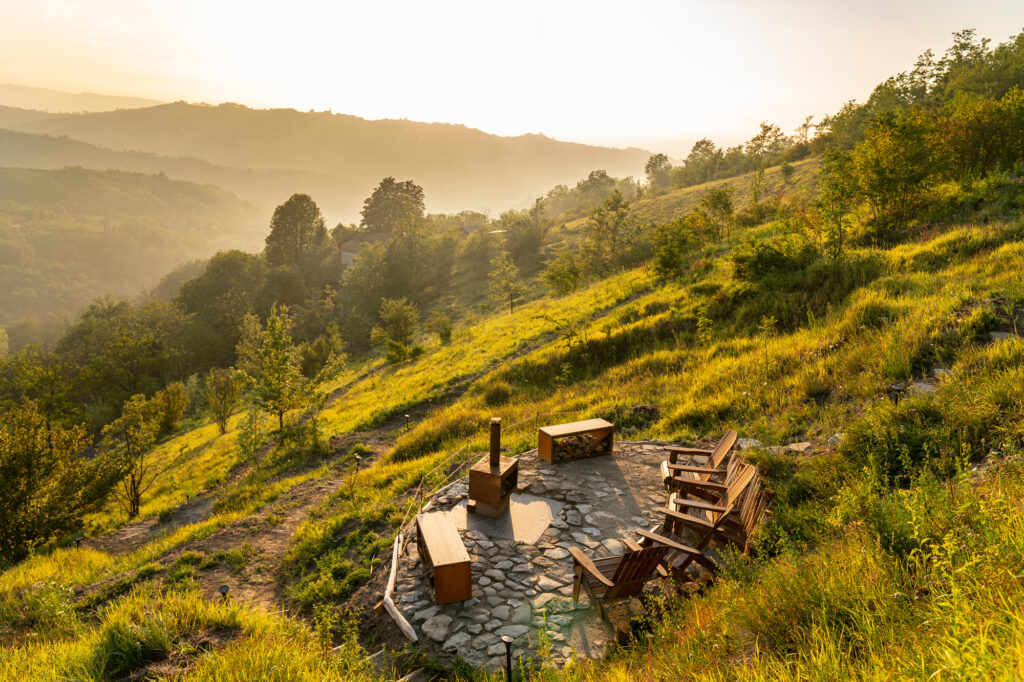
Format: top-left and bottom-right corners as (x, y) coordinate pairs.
(0, 128), (348, 216)
(0, 84), (162, 113)
(0, 102), (649, 218)
(0, 166), (261, 326)
(3, 163), (1024, 677)
(3, 28), (1024, 682)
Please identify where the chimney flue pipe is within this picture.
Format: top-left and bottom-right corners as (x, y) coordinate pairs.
(489, 417), (501, 467)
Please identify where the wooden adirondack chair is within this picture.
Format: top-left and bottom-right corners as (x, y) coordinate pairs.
(635, 500), (738, 581)
(661, 429), (737, 491)
(569, 542), (668, 620)
(668, 451), (753, 503)
(667, 472), (773, 555)
(638, 463), (772, 587)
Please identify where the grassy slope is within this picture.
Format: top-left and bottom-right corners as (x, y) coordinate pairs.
(3, 170), (1024, 678)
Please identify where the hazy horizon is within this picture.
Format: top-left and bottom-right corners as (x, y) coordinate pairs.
(3, 1), (1024, 157)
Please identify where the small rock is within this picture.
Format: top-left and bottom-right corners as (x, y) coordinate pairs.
(413, 605), (439, 622)
(442, 632), (471, 652)
(737, 437), (762, 450)
(496, 624), (530, 638)
(511, 604), (531, 624)
(602, 538), (623, 553)
(422, 615), (453, 642)
(544, 547), (569, 560)
(785, 442), (812, 452)
(909, 381), (937, 396)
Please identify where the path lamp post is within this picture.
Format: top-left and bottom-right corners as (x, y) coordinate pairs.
(886, 384), (906, 405)
(218, 585), (230, 601)
(501, 634), (514, 681)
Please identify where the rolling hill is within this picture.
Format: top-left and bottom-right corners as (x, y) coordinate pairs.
(0, 83), (162, 112)
(0, 102), (649, 219)
(0, 166), (261, 326)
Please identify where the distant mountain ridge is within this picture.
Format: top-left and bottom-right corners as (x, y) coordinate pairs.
(0, 83), (162, 113)
(0, 100), (649, 219)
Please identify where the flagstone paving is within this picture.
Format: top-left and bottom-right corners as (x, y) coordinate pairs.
(392, 440), (695, 670)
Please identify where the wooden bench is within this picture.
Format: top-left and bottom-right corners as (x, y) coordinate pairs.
(415, 512), (471, 604)
(538, 418), (614, 463)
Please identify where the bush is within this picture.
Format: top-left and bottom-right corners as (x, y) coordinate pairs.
(841, 398), (952, 485)
(544, 252), (583, 295)
(731, 236), (819, 281)
(152, 382), (188, 436)
(482, 380), (513, 407)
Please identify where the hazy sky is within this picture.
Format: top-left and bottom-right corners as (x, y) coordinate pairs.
(2, 0), (1024, 156)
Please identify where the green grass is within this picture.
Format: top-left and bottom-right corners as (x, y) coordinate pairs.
(6, 167), (1024, 679)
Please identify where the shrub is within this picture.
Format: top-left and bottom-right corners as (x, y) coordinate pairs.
(731, 235), (819, 281)
(544, 252), (584, 295)
(482, 380), (513, 407)
(152, 382), (188, 436)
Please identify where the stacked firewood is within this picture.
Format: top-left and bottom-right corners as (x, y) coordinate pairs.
(552, 434), (610, 462)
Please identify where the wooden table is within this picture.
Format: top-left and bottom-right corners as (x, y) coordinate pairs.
(538, 418), (615, 463)
(415, 512), (472, 604)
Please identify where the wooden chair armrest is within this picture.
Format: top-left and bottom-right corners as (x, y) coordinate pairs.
(674, 479), (728, 492)
(669, 498), (729, 513)
(666, 463), (714, 473)
(667, 446), (711, 464)
(568, 546), (614, 588)
(636, 529), (700, 555)
(622, 537), (643, 552)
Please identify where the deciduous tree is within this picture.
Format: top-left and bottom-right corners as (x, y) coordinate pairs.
(360, 177), (425, 233)
(0, 402), (121, 561)
(237, 305), (305, 432)
(264, 194), (329, 268)
(489, 255), (526, 313)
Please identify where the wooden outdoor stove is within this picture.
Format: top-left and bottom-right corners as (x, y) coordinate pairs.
(468, 418), (518, 518)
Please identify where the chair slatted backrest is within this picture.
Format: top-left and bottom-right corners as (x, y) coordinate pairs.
(607, 545), (668, 598)
(738, 476), (773, 548)
(721, 460), (756, 509)
(705, 430), (738, 477)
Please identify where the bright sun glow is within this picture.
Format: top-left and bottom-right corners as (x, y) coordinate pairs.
(1, 0), (1023, 154)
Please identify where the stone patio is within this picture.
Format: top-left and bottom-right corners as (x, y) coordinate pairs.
(390, 440), (691, 670)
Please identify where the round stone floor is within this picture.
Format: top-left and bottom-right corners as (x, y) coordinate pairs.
(391, 440), (688, 670)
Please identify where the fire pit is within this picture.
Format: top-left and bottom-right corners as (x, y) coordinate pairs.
(468, 418), (519, 517)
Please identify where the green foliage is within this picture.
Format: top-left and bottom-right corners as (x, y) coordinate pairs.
(359, 177), (425, 233)
(488, 254), (525, 313)
(645, 153), (672, 193)
(152, 381), (188, 436)
(500, 198), (550, 267)
(0, 403), (120, 562)
(263, 193), (329, 268)
(699, 186), (735, 237)
(427, 311), (453, 345)
(102, 394), (165, 519)
(544, 252), (583, 296)
(370, 297), (420, 364)
(482, 380), (513, 407)
(237, 305), (306, 431)
(203, 367), (242, 434)
(582, 190), (648, 274)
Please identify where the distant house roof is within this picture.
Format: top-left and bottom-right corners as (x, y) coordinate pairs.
(338, 231), (388, 254)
